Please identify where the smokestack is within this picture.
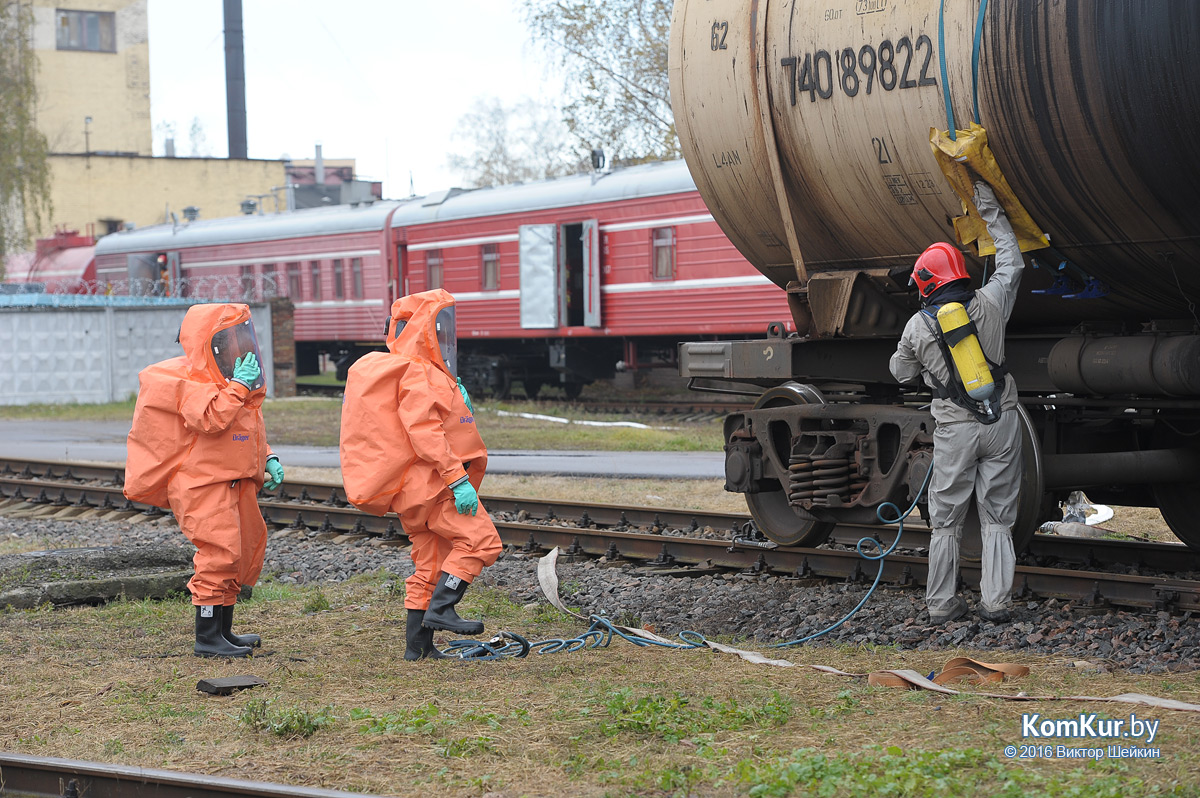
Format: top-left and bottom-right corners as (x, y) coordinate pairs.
(223, 0), (247, 159)
(315, 143), (325, 184)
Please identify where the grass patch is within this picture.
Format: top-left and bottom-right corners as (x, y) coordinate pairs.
(294, 372), (345, 387)
(477, 403), (723, 451)
(597, 689), (792, 742)
(0, 397), (137, 421)
(262, 398), (344, 447)
(725, 746), (1163, 798)
(301, 589), (331, 614)
(1, 580), (1199, 794)
(239, 698), (334, 738)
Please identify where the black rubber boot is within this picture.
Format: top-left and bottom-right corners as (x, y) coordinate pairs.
(221, 604), (262, 648)
(404, 609), (450, 660)
(422, 573), (484, 635)
(195, 605), (252, 658)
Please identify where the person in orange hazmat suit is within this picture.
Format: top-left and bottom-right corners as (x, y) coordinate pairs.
(124, 303), (284, 658)
(339, 289), (502, 660)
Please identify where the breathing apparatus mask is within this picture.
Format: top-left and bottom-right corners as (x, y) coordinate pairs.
(210, 318), (265, 391)
(436, 306), (457, 377)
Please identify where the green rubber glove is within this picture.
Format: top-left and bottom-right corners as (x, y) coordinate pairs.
(233, 352), (260, 385)
(264, 456), (284, 490)
(451, 480), (478, 516)
(457, 378), (474, 414)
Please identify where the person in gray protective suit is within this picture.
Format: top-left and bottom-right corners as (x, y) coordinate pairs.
(889, 181), (1024, 624)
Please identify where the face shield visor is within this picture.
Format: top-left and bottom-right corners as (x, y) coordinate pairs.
(435, 306), (457, 377)
(210, 318), (265, 391)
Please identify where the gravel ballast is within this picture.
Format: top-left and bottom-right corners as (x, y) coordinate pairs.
(2, 513), (1195, 674)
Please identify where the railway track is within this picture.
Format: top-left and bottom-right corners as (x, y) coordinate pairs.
(0, 752), (376, 798)
(2, 457), (1198, 614)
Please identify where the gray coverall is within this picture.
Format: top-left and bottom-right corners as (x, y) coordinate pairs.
(889, 182), (1025, 617)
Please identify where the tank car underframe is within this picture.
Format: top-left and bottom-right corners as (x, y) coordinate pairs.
(685, 331), (1200, 551)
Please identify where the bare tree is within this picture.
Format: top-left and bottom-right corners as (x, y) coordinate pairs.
(448, 97), (588, 188)
(0, 0), (52, 267)
(524, 0), (677, 164)
(188, 116), (210, 157)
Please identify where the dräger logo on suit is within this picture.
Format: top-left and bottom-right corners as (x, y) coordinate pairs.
(232, 434), (250, 442)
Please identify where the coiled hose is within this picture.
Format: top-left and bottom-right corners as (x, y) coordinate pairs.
(437, 463), (935, 659)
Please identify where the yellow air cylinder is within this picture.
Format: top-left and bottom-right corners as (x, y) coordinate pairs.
(936, 303), (993, 401)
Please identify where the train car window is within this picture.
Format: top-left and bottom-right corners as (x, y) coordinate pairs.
(287, 263), (301, 299)
(310, 261), (322, 301)
(428, 250), (444, 290)
(652, 227), (676, 280)
(333, 259), (345, 300)
(55, 9), (115, 52)
(351, 258), (364, 299)
(482, 244), (499, 290)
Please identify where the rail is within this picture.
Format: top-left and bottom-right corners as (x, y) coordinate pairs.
(2, 457), (1197, 614)
(0, 752), (376, 798)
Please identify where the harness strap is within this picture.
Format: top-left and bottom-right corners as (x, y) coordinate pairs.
(916, 310), (1007, 417)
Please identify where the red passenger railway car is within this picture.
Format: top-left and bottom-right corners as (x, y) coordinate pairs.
(93, 160), (792, 396)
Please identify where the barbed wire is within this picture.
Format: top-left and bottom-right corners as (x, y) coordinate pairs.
(0, 276), (283, 307)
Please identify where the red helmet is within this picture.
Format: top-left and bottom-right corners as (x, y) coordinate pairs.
(911, 242), (969, 298)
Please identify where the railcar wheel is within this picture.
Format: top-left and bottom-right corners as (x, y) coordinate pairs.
(742, 383), (836, 548)
(958, 404), (1046, 561)
(493, 370), (513, 400)
(1151, 417), (1200, 550)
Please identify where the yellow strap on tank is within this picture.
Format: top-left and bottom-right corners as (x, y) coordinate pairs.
(929, 122), (1050, 256)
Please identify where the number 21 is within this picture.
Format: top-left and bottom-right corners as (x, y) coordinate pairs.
(872, 136), (893, 164)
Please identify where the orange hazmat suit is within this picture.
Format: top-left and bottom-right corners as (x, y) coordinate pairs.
(341, 289), (502, 611)
(125, 303), (274, 607)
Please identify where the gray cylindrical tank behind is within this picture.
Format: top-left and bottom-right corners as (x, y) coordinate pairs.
(669, 0), (1200, 326)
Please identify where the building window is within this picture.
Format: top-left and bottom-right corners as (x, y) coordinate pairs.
(309, 261), (321, 301)
(481, 244), (499, 290)
(332, 259), (345, 300)
(56, 9), (116, 53)
(286, 262), (301, 299)
(427, 250), (443, 290)
(652, 227), (676, 280)
(351, 258), (363, 299)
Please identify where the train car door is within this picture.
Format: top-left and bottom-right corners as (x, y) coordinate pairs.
(519, 223), (557, 329)
(582, 219), (601, 328)
(126, 250), (180, 296)
(557, 220), (601, 328)
(394, 243), (408, 301)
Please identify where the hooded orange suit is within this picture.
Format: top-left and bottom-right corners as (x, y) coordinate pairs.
(124, 303), (273, 606)
(340, 289), (502, 611)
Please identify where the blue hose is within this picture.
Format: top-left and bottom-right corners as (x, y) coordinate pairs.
(770, 461), (934, 648)
(436, 463), (936, 659)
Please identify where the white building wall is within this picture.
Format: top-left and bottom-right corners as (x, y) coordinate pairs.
(0, 303), (274, 405)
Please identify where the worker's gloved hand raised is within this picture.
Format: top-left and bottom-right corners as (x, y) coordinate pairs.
(973, 180), (998, 207)
(457, 378), (474, 414)
(451, 480), (478, 516)
(264, 456), (285, 490)
(233, 352), (260, 386)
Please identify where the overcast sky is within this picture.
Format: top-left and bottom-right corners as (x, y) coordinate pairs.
(147, 0), (558, 197)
